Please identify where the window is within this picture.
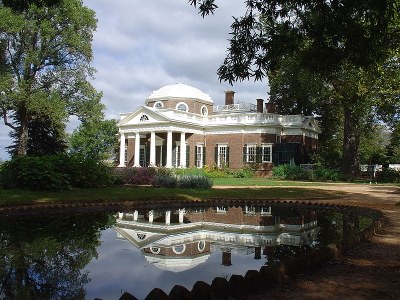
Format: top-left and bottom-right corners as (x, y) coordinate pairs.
(176, 102), (188, 112)
(217, 144), (228, 168)
(153, 101), (163, 109)
(140, 114), (149, 121)
(196, 145), (204, 168)
(173, 245), (186, 254)
(198, 241), (206, 252)
(124, 140), (128, 163)
(262, 144), (272, 163)
(201, 105), (208, 116)
(246, 144), (257, 162)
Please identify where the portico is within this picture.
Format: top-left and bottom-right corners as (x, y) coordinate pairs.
(118, 128), (190, 168)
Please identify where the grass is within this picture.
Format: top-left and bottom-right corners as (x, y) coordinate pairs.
(0, 183), (343, 207)
(212, 178), (326, 186)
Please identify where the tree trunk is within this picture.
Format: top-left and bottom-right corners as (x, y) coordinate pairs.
(341, 106), (361, 179)
(17, 105), (29, 156)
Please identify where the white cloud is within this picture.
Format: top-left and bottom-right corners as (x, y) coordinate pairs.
(0, 0), (269, 160)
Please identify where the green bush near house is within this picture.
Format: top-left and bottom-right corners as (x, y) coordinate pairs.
(177, 174), (213, 189)
(377, 169), (400, 183)
(0, 154), (113, 190)
(272, 164), (341, 181)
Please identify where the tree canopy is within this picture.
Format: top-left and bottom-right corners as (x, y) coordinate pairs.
(190, 0), (399, 176)
(0, 0), (103, 156)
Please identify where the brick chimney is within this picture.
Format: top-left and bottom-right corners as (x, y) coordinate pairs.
(225, 90), (235, 105)
(256, 98), (264, 113)
(265, 102), (276, 113)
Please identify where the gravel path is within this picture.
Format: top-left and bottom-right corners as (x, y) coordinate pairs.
(230, 184), (400, 300)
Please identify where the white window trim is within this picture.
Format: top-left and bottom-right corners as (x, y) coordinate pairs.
(200, 105), (208, 116)
(196, 144), (204, 168)
(246, 144), (257, 163)
(261, 143), (273, 163)
(153, 101), (163, 109)
(140, 114), (149, 121)
(217, 144), (228, 168)
(176, 102), (188, 112)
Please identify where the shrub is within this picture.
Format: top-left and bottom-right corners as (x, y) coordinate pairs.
(232, 167), (255, 178)
(272, 164), (311, 180)
(377, 169), (400, 183)
(115, 167), (157, 185)
(152, 174), (177, 188)
(177, 174), (213, 189)
(0, 153), (113, 190)
(313, 166), (341, 181)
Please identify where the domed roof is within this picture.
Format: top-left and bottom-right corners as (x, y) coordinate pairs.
(144, 253), (210, 273)
(147, 83), (213, 103)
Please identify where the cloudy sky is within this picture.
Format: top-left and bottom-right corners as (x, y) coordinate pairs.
(0, 0), (268, 160)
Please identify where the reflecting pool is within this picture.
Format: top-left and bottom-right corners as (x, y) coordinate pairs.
(0, 203), (374, 299)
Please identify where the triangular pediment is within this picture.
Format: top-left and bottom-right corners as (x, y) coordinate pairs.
(302, 117), (321, 133)
(118, 106), (171, 126)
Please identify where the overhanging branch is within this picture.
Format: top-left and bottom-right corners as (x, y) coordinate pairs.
(2, 107), (17, 130)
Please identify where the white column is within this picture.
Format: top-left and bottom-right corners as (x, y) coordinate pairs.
(134, 132), (140, 167)
(150, 131), (156, 166)
(180, 132), (186, 168)
(149, 210), (154, 224)
(165, 210), (171, 225)
(166, 130), (173, 168)
(133, 210), (138, 221)
(118, 133), (126, 167)
(179, 208), (185, 224)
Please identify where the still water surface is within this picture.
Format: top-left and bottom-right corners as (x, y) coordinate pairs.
(0, 203), (371, 299)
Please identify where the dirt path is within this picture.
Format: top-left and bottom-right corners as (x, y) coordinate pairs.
(234, 184), (400, 300)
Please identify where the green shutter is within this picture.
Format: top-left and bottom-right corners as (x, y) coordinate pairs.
(214, 146), (218, 164)
(256, 146), (262, 163)
(186, 145), (190, 167)
(203, 147), (206, 167)
(243, 146), (247, 163)
(226, 146), (230, 167)
(194, 146), (198, 167)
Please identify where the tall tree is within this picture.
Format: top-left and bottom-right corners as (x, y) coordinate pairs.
(190, 0), (399, 177)
(69, 119), (118, 161)
(0, 0), (103, 156)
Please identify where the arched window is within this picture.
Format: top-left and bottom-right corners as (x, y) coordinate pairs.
(150, 247), (160, 254)
(201, 105), (208, 116)
(137, 233), (146, 240)
(140, 114), (149, 121)
(173, 244), (186, 254)
(198, 241), (206, 252)
(176, 102), (188, 112)
(154, 101), (163, 109)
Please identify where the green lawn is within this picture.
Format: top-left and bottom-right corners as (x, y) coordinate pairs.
(0, 181), (343, 207)
(212, 177), (326, 186)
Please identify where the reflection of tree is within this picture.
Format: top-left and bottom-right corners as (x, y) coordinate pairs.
(266, 244), (311, 266)
(0, 212), (114, 299)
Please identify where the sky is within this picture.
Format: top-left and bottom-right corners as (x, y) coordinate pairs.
(0, 0), (268, 160)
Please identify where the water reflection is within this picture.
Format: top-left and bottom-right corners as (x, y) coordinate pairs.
(0, 204), (373, 299)
(0, 212), (114, 300)
(114, 205), (320, 273)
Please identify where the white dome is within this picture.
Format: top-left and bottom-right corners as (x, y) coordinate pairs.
(144, 253), (210, 273)
(147, 83), (213, 103)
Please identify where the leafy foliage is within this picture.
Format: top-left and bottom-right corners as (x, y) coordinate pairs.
(377, 169), (400, 183)
(0, 0), (104, 155)
(0, 153), (113, 190)
(69, 119), (118, 161)
(273, 164), (341, 181)
(176, 174), (213, 189)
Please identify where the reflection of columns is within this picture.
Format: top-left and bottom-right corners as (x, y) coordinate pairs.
(133, 210), (138, 221)
(179, 209), (185, 224)
(180, 132), (186, 168)
(148, 210), (154, 223)
(222, 251), (232, 266)
(254, 246), (261, 260)
(118, 133), (126, 167)
(166, 130), (173, 168)
(134, 132), (140, 167)
(150, 131), (156, 166)
(165, 210), (171, 225)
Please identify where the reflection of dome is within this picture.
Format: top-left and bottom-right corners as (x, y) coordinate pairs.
(144, 253), (211, 273)
(147, 83), (213, 103)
